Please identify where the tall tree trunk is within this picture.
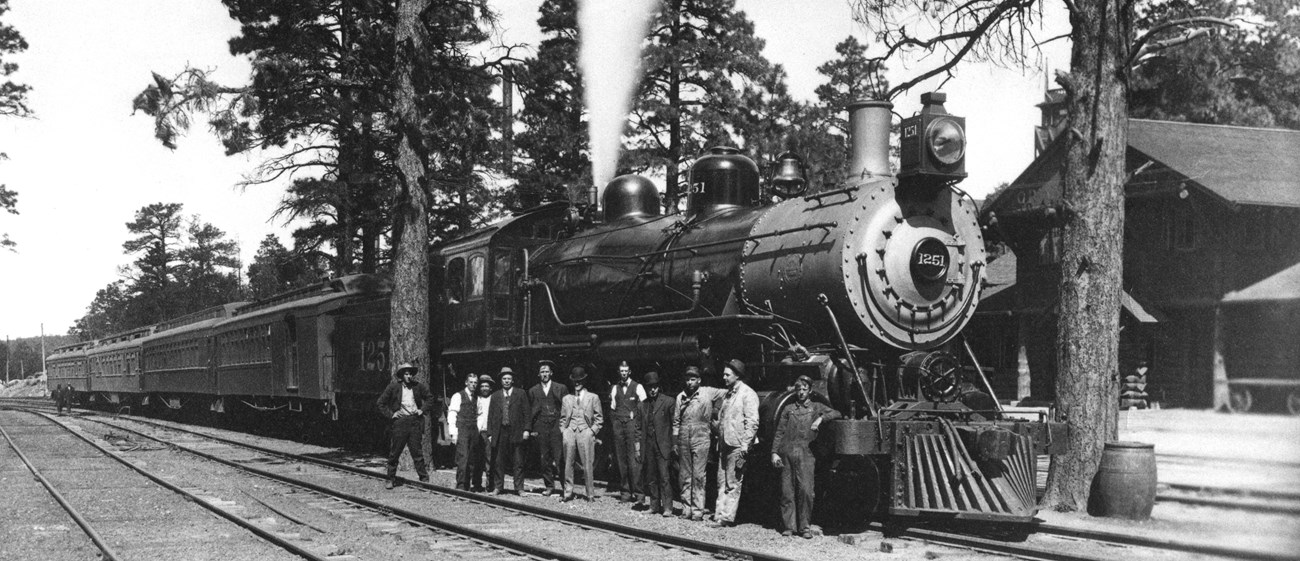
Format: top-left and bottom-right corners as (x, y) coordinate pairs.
(1041, 0), (1132, 512)
(665, 0), (682, 212)
(392, 0), (433, 470)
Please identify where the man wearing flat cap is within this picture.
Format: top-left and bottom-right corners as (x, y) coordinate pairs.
(560, 365), (603, 501)
(474, 374), (496, 491)
(638, 371), (676, 516)
(674, 365), (726, 520)
(488, 366), (531, 494)
(528, 359), (568, 496)
(376, 362), (433, 489)
(713, 359), (759, 527)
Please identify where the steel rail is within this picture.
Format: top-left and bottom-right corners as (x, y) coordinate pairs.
(72, 415), (590, 561)
(92, 413), (805, 561)
(0, 416), (124, 561)
(1030, 522), (1298, 561)
(868, 522), (1112, 561)
(1156, 491), (1300, 515)
(2, 408), (332, 561)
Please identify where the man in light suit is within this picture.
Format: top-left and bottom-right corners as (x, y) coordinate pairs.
(528, 359), (568, 496)
(560, 366), (603, 501)
(713, 359), (759, 527)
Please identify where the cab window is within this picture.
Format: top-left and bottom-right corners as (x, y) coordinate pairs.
(446, 257), (466, 304)
(468, 254), (486, 299)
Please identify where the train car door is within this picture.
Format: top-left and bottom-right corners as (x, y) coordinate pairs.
(443, 248), (489, 351)
(283, 315), (300, 391)
(488, 246), (522, 348)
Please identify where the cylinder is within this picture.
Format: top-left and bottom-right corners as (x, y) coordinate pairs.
(846, 99), (893, 182)
(1088, 441), (1157, 520)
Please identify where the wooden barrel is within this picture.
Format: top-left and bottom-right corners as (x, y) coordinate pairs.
(1088, 441), (1157, 519)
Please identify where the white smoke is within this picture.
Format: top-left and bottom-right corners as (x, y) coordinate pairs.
(578, 0), (661, 203)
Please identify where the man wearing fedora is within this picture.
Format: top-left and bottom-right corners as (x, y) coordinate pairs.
(446, 371), (480, 491)
(528, 359), (568, 496)
(376, 362), (433, 489)
(713, 359), (759, 527)
(638, 371), (676, 516)
(488, 366), (531, 494)
(560, 365), (603, 501)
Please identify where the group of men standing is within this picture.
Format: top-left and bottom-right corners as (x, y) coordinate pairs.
(379, 357), (840, 537)
(49, 383), (73, 414)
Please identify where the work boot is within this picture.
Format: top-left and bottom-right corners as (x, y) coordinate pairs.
(418, 474), (430, 483)
(385, 479), (396, 490)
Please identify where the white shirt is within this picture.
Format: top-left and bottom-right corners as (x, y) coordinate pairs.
(398, 386), (418, 417)
(609, 379), (647, 409)
(476, 394), (491, 431)
(540, 381), (552, 395)
(447, 391), (469, 440)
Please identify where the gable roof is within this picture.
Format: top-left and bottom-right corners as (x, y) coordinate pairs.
(984, 119), (1300, 218)
(1128, 119), (1300, 208)
(1222, 261), (1300, 304)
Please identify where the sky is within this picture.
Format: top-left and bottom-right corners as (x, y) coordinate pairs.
(0, 0), (1070, 340)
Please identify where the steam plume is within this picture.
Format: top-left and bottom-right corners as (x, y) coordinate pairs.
(578, 0), (661, 203)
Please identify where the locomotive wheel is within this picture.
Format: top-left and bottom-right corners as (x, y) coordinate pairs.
(818, 455), (881, 532)
(1287, 392), (1300, 417)
(1228, 387), (1253, 413)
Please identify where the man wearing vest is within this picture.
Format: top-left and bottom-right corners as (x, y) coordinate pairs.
(560, 365), (603, 501)
(488, 367), (531, 494)
(446, 371), (480, 491)
(713, 359), (759, 527)
(674, 366), (725, 520)
(528, 359), (568, 496)
(638, 371), (676, 516)
(608, 360), (646, 502)
(376, 363), (433, 489)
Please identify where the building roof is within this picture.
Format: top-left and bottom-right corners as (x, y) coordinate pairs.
(1128, 119), (1300, 208)
(1222, 261), (1300, 304)
(985, 119), (1300, 218)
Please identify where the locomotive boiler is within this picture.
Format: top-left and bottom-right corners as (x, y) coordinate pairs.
(433, 93), (1066, 523)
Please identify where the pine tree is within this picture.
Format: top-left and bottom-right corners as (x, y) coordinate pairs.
(1131, 0), (1300, 129)
(629, 0), (783, 208)
(512, 0), (590, 208)
(0, 0), (31, 251)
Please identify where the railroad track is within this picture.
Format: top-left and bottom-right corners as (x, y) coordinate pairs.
(7, 399), (1295, 561)
(0, 408), (311, 561)
(28, 407), (807, 561)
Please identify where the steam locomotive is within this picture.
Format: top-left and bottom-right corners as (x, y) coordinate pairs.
(434, 91), (1065, 522)
(47, 92), (1065, 524)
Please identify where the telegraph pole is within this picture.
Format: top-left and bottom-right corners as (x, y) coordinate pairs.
(4, 335), (9, 383)
(41, 324), (47, 376)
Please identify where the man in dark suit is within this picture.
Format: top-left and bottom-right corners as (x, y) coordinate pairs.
(528, 359), (568, 496)
(375, 363), (433, 489)
(638, 371), (676, 516)
(488, 366), (531, 494)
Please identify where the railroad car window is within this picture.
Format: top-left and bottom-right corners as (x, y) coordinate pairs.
(468, 254), (486, 299)
(446, 257), (466, 304)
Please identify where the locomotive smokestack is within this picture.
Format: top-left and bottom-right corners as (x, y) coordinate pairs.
(846, 99), (894, 181)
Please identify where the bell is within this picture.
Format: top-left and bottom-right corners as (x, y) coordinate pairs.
(770, 151), (807, 198)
